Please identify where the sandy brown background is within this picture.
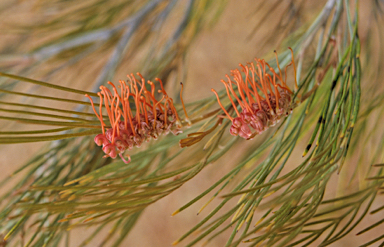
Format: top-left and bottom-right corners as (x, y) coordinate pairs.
(1, 0), (383, 246)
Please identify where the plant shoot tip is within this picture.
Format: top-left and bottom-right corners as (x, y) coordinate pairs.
(171, 210), (180, 216)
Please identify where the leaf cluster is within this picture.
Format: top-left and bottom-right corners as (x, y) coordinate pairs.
(0, 0), (384, 246)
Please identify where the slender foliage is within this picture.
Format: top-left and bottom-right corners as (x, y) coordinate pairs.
(0, 0), (383, 246)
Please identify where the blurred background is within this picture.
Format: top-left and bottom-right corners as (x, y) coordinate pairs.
(1, 0), (384, 246)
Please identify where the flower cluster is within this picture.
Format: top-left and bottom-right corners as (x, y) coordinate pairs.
(212, 48), (297, 140)
(86, 73), (186, 163)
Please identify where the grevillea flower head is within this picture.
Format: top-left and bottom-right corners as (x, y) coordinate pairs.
(86, 73), (187, 163)
(212, 48), (298, 140)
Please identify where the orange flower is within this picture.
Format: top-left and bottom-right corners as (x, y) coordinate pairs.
(212, 48), (298, 140)
(86, 73), (186, 163)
